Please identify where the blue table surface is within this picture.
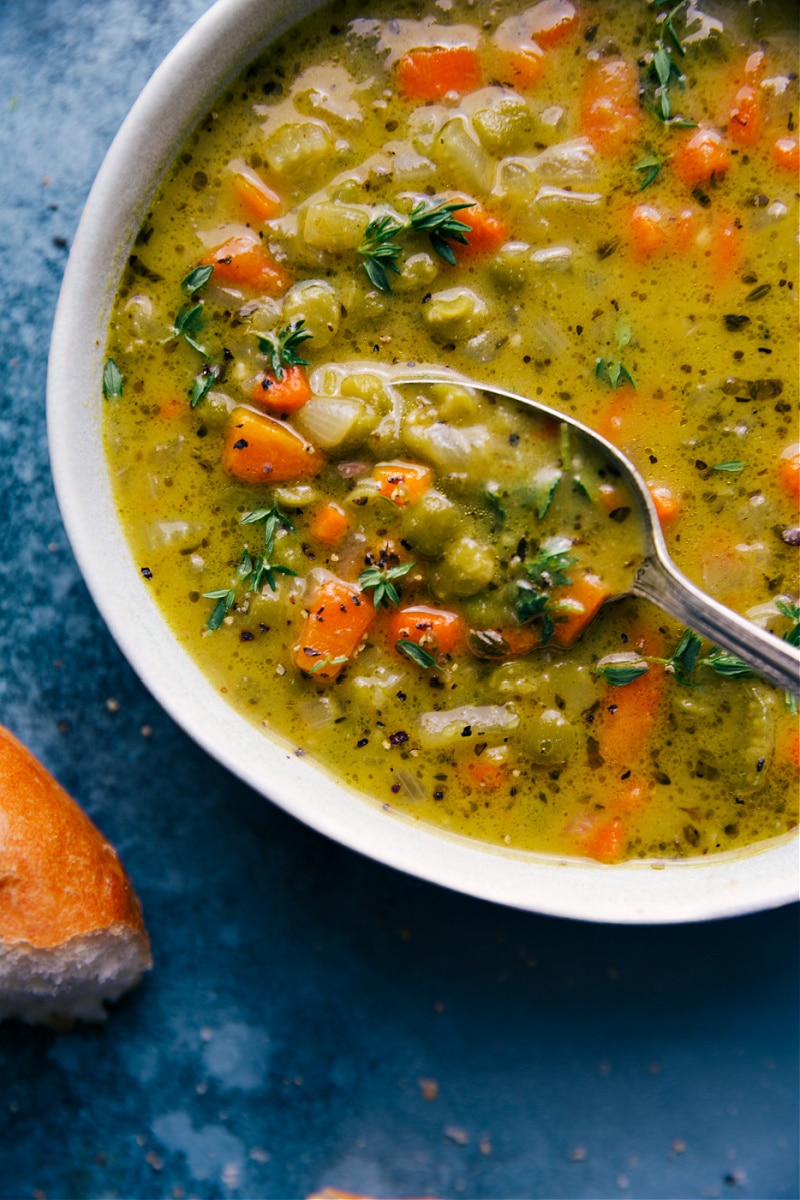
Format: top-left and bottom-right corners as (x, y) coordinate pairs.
(0, 2), (797, 1198)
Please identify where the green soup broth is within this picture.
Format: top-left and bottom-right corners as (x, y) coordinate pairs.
(104, 0), (799, 862)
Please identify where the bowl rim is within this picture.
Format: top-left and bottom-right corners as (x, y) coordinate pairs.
(47, 0), (799, 924)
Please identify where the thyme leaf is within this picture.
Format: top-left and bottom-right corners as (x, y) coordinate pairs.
(181, 264), (214, 295)
(358, 201), (474, 292)
(597, 660), (651, 686)
(102, 357), (123, 400)
(358, 561), (415, 608)
(256, 320), (313, 382)
(396, 639), (438, 669)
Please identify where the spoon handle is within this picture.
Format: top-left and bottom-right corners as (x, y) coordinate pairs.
(633, 555), (800, 695)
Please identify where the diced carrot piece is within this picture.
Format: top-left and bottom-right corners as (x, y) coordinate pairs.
(597, 482), (627, 512)
(728, 84), (762, 147)
(629, 204), (667, 259)
(396, 46), (482, 101)
(648, 484), (681, 526)
(597, 635), (665, 769)
(373, 461), (433, 506)
(612, 774), (650, 814)
(583, 817), (627, 864)
(157, 397), (184, 420)
(671, 206), (698, 255)
(526, 0), (579, 47)
(504, 47), (545, 90)
(250, 365), (311, 413)
(466, 625), (541, 659)
(293, 577), (376, 682)
(773, 136), (800, 174)
(579, 59), (641, 156)
(456, 205), (510, 258)
(778, 444), (800, 503)
(779, 727), (800, 769)
(201, 234), (292, 296)
(709, 215), (743, 284)
(464, 749), (509, 792)
(388, 605), (465, 658)
(223, 407), (325, 484)
(673, 126), (730, 187)
(310, 502), (349, 546)
(550, 572), (610, 648)
(232, 170), (282, 222)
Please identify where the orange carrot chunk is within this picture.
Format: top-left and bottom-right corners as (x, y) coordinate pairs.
(673, 127), (730, 187)
(396, 46), (482, 101)
(373, 461), (433, 506)
(309, 502), (349, 546)
(223, 407), (325, 484)
(648, 484), (682, 526)
(597, 637), (665, 769)
(579, 59), (641, 156)
(232, 170), (282, 222)
(455, 205), (510, 258)
(773, 136), (800, 174)
(629, 204), (667, 259)
(388, 605), (465, 658)
(504, 47), (546, 90)
(250, 365), (312, 413)
(778, 444), (800, 503)
(464, 750), (509, 792)
(526, 0), (579, 47)
(293, 577), (376, 682)
(583, 817), (627, 864)
(728, 84), (762, 147)
(550, 572), (610, 648)
(710, 215), (744, 284)
(201, 234), (292, 296)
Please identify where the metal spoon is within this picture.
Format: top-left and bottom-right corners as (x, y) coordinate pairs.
(392, 370), (800, 696)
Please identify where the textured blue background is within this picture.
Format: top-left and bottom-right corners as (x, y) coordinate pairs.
(0, 2), (798, 1197)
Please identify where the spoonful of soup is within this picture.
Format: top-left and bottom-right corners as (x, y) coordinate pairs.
(377, 369), (800, 696)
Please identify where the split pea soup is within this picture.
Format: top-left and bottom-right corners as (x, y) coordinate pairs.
(103, 0), (799, 863)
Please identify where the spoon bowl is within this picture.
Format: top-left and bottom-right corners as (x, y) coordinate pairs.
(391, 370), (800, 696)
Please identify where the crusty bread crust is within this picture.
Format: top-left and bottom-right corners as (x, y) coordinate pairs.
(0, 724), (150, 952)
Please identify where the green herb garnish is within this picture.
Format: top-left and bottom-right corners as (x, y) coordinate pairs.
(309, 654), (349, 674)
(597, 660), (651, 686)
(102, 357), (123, 399)
(644, 1), (698, 128)
(596, 358), (636, 390)
(358, 201), (474, 293)
(633, 153), (668, 190)
(166, 300), (208, 356)
(190, 363), (220, 408)
(181, 264), (214, 295)
(358, 561), (415, 608)
(203, 587), (236, 631)
(256, 320), (313, 382)
(396, 639), (438, 669)
(712, 461), (747, 473)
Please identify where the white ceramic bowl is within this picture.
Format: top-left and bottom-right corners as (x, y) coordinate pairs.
(48, 0), (799, 923)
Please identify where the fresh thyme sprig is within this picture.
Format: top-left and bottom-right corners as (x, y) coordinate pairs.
(597, 628), (756, 687)
(645, 0), (698, 129)
(256, 320), (313, 381)
(515, 539), (578, 645)
(358, 201), (474, 293)
(358, 561), (415, 608)
(203, 503), (297, 629)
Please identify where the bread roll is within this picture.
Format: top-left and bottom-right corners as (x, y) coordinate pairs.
(0, 724), (152, 1025)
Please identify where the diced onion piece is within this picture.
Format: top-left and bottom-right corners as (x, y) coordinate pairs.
(298, 695), (343, 729)
(416, 703), (519, 749)
(294, 396), (378, 452)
